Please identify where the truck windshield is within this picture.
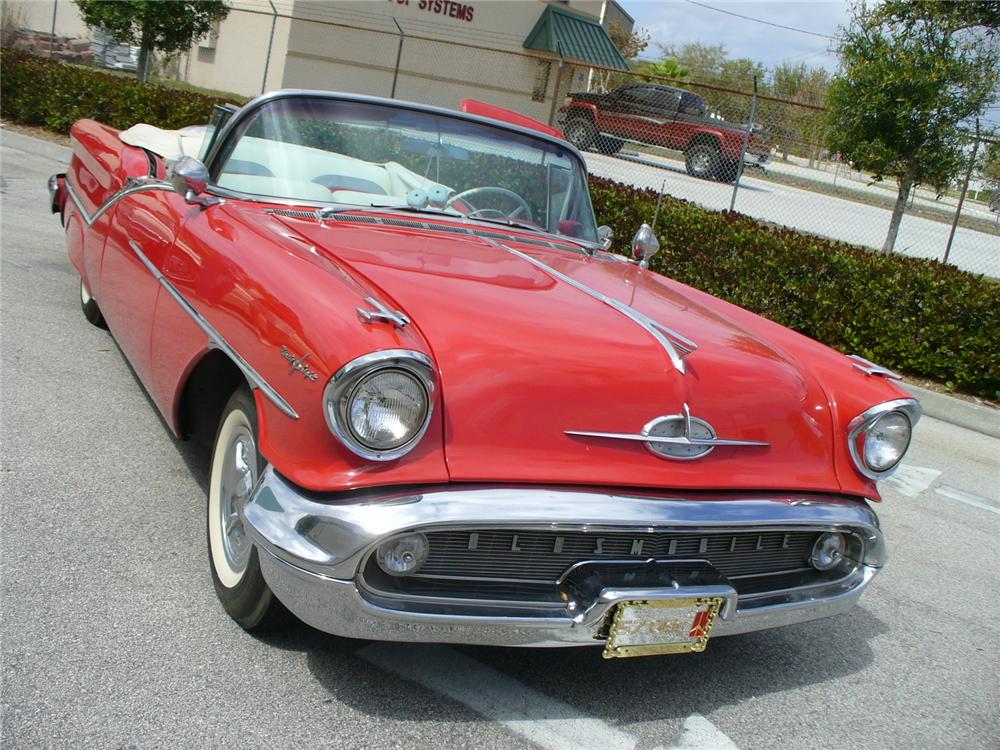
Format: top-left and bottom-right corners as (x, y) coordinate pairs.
(211, 97), (599, 243)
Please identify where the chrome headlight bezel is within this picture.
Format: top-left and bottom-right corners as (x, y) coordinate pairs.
(323, 349), (436, 462)
(847, 398), (921, 480)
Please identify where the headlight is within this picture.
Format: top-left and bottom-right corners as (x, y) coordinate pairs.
(324, 350), (436, 461)
(847, 399), (921, 480)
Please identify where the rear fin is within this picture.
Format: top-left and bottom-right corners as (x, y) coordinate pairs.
(460, 99), (564, 139)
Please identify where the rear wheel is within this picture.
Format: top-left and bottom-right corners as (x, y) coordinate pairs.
(208, 387), (289, 631)
(563, 117), (597, 151)
(716, 159), (741, 183)
(595, 135), (624, 156)
(80, 278), (107, 329)
(684, 143), (722, 181)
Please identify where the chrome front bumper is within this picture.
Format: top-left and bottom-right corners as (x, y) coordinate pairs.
(243, 467), (885, 648)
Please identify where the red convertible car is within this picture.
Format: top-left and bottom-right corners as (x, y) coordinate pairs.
(50, 90), (918, 658)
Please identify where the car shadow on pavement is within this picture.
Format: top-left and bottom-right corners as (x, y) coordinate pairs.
(257, 606), (886, 724)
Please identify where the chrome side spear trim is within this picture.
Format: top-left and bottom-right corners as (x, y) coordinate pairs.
(128, 240), (299, 420)
(484, 238), (696, 375)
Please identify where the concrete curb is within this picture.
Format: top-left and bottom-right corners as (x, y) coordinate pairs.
(1, 128), (72, 163)
(3, 130), (997, 440)
(900, 382), (1000, 439)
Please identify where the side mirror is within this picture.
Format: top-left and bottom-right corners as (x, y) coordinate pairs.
(170, 156), (210, 201)
(597, 225), (613, 250)
(630, 223), (660, 269)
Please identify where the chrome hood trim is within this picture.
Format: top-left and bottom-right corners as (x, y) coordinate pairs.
(484, 238), (697, 375)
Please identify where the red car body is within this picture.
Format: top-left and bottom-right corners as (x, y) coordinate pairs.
(51, 91), (917, 657)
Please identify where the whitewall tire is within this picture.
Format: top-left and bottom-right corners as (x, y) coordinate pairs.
(207, 387), (288, 631)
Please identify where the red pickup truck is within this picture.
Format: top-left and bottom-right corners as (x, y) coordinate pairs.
(558, 83), (770, 182)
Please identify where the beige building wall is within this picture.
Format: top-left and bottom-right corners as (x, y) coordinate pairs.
(278, 0), (609, 121)
(3, 0), (91, 39)
(181, 8), (292, 98)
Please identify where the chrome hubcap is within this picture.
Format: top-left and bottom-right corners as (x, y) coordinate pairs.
(219, 426), (256, 576)
(691, 152), (711, 173)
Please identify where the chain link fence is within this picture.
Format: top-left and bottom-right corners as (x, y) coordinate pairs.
(5, 0), (997, 277)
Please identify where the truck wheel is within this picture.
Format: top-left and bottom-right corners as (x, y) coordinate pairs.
(685, 144), (721, 180)
(80, 278), (107, 329)
(208, 386), (289, 632)
(564, 117), (597, 151)
(716, 159), (740, 183)
(596, 136), (623, 156)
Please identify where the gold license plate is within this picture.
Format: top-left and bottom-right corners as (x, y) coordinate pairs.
(603, 597), (724, 659)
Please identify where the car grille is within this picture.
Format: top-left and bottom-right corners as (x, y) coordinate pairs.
(362, 528), (834, 603)
(419, 528), (818, 582)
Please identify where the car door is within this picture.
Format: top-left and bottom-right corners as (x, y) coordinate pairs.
(98, 189), (190, 389)
(630, 86), (681, 149)
(599, 85), (645, 139)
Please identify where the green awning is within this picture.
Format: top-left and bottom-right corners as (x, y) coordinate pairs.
(523, 5), (630, 71)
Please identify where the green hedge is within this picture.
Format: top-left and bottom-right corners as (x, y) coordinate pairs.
(3, 51), (997, 398)
(590, 177), (999, 399)
(0, 49), (246, 132)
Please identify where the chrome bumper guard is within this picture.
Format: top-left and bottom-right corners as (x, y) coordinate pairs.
(243, 467), (885, 647)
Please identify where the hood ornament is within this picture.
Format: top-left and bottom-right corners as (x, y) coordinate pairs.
(566, 404), (768, 461)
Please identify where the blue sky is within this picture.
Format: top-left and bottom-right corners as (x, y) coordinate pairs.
(619, 0), (852, 73)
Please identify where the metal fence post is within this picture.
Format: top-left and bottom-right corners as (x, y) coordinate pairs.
(260, 0), (277, 94)
(943, 119), (980, 265)
(546, 43), (566, 127)
(49, 0), (57, 57)
(728, 75), (758, 214)
(390, 18), (405, 99)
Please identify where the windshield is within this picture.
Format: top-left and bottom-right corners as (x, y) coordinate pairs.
(211, 97), (598, 243)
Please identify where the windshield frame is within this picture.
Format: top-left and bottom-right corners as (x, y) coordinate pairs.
(201, 90), (600, 247)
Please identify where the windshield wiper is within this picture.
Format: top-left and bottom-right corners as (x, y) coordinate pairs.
(317, 204), (464, 219)
(366, 203), (465, 218)
(472, 215), (548, 234)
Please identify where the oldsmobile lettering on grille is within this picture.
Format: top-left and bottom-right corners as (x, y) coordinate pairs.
(463, 532), (795, 555)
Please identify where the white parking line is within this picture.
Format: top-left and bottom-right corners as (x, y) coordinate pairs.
(883, 464), (942, 498)
(935, 485), (1000, 515)
(358, 643), (740, 750)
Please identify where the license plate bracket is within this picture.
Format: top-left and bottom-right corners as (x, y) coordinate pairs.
(603, 596), (724, 659)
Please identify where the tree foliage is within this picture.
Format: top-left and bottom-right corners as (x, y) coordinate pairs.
(825, 1), (1000, 252)
(74, 0), (229, 82)
(591, 21), (649, 92)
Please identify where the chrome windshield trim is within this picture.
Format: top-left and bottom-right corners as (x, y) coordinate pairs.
(483, 238), (696, 375)
(126, 240), (299, 420)
(66, 178), (173, 227)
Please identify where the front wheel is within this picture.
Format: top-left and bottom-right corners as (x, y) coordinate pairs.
(563, 117), (597, 151)
(208, 387), (288, 631)
(684, 143), (722, 181)
(80, 278), (107, 329)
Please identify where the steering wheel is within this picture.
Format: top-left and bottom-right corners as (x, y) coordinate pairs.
(446, 187), (533, 222)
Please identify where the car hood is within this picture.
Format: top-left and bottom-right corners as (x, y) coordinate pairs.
(278, 216), (856, 495)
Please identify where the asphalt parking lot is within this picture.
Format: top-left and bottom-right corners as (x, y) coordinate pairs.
(2, 136), (999, 749)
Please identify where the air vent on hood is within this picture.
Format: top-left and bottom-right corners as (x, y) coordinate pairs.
(269, 209), (318, 220)
(267, 208), (582, 253)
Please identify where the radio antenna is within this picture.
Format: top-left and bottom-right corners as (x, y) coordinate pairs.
(651, 179), (666, 232)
